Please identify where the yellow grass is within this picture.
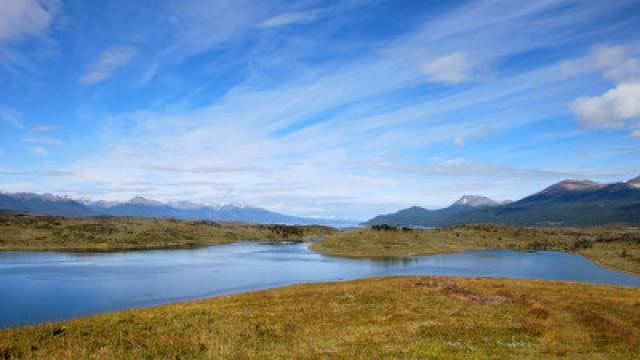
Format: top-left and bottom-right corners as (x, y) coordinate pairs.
(0, 212), (336, 251)
(1, 276), (639, 359)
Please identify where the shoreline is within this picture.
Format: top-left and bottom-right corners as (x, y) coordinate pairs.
(2, 274), (639, 331)
(2, 276), (639, 358)
(3, 236), (639, 276)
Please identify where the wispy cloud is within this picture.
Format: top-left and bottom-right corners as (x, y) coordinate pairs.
(355, 158), (616, 179)
(0, 0), (60, 70)
(143, 165), (272, 174)
(23, 135), (62, 146)
(257, 10), (324, 28)
(422, 52), (475, 84)
(28, 146), (49, 157)
(0, 105), (25, 129)
(81, 46), (137, 84)
(31, 124), (58, 132)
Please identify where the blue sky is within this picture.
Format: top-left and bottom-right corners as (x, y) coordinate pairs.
(1, 0), (639, 220)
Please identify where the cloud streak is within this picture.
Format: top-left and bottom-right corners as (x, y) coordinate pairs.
(422, 52), (475, 84)
(257, 10), (323, 28)
(81, 46), (137, 84)
(0, 106), (25, 129)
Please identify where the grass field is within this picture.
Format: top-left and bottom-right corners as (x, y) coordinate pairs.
(0, 212), (336, 251)
(311, 225), (640, 274)
(1, 276), (639, 359)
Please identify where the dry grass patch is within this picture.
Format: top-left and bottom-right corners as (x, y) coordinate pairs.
(1, 277), (639, 359)
(0, 213), (336, 251)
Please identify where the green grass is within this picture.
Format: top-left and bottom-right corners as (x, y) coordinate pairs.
(0, 212), (336, 251)
(1, 276), (639, 359)
(311, 225), (640, 274)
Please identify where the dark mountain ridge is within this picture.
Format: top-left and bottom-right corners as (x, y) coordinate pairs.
(366, 195), (505, 227)
(366, 175), (640, 226)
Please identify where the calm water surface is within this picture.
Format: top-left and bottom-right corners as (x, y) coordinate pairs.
(2, 242), (640, 328)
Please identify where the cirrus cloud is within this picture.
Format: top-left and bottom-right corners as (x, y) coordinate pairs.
(81, 46), (137, 84)
(422, 52), (475, 84)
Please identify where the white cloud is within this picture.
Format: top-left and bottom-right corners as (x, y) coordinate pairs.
(571, 82), (640, 130)
(592, 45), (640, 83)
(160, 0), (269, 62)
(363, 158), (585, 179)
(0, 105), (25, 129)
(28, 146), (49, 157)
(0, 0), (58, 43)
(23, 135), (62, 146)
(453, 137), (465, 146)
(0, 0), (60, 70)
(81, 46), (137, 84)
(568, 45), (640, 135)
(422, 52), (474, 84)
(257, 10), (322, 28)
(31, 124), (58, 132)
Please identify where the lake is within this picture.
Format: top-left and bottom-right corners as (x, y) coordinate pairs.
(2, 242), (640, 328)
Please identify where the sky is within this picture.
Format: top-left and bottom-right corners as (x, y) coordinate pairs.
(0, 0), (639, 220)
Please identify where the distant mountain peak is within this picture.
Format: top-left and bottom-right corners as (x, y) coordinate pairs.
(214, 203), (247, 210)
(627, 176), (640, 188)
(540, 179), (605, 195)
(452, 195), (499, 207)
(127, 196), (164, 206)
(8, 192), (71, 202)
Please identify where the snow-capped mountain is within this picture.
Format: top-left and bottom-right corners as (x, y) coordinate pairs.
(0, 193), (355, 226)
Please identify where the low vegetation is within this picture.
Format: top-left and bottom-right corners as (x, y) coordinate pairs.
(1, 276), (639, 359)
(311, 224), (640, 274)
(0, 212), (335, 251)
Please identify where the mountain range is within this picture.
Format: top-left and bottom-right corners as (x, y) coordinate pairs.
(0, 193), (355, 226)
(3, 175), (639, 227)
(366, 176), (640, 226)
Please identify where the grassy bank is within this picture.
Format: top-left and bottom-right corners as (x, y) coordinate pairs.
(311, 225), (640, 274)
(0, 212), (336, 251)
(1, 276), (639, 359)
